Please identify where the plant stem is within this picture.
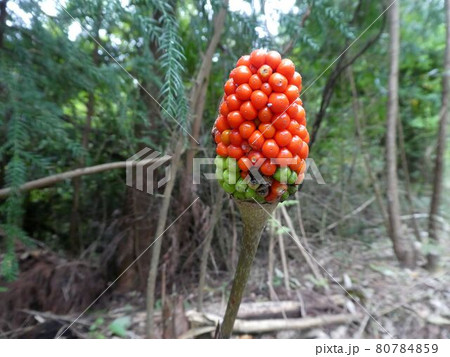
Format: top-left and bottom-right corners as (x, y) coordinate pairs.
(220, 200), (277, 338)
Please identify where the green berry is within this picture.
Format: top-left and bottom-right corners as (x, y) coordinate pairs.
(287, 185), (298, 195)
(222, 182), (236, 194)
(245, 188), (256, 199)
(224, 169), (239, 184)
(233, 191), (246, 200)
(273, 167), (291, 183)
(281, 191), (290, 201)
(223, 169), (230, 183)
(287, 171), (298, 185)
(215, 167), (223, 180)
(214, 156), (226, 170)
(226, 158), (238, 173)
(254, 194), (266, 203)
(235, 178), (247, 192)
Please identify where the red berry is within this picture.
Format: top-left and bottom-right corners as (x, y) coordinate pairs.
(262, 139), (280, 158)
(249, 130), (265, 150)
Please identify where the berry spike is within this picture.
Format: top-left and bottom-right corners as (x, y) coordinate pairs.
(213, 50), (309, 203)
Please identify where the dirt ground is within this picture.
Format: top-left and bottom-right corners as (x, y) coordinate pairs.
(67, 233), (450, 339)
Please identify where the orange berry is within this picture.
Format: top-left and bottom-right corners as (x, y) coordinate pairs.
(265, 191), (278, 202)
(257, 64), (273, 82)
(303, 131), (310, 144)
(228, 145), (244, 159)
(260, 160), (277, 176)
(296, 106), (306, 125)
(268, 92), (289, 113)
(258, 123), (276, 138)
(298, 159), (307, 175)
(289, 71), (302, 88)
(236, 55), (251, 67)
(227, 111), (244, 128)
(268, 73), (288, 92)
(272, 113), (290, 130)
(258, 107), (273, 123)
(262, 139), (280, 158)
(295, 98), (303, 106)
(249, 64), (258, 74)
(265, 51), (282, 70)
(240, 101), (258, 120)
(226, 94), (241, 111)
(250, 49), (266, 68)
(277, 58), (295, 79)
(231, 65), (252, 85)
(241, 140), (251, 153)
(216, 142), (228, 157)
(235, 83), (252, 101)
(239, 121), (256, 139)
(220, 101), (229, 116)
(287, 135), (302, 155)
(287, 102), (299, 118)
(260, 82), (273, 96)
(250, 90), (268, 110)
(284, 84), (299, 102)
(214, 131), (221, 144)
(289, 155), (302, 172)
(249, 130), (265, 150)
(224, 78), (235, 95)
(274, 130), (292, 147)
(248, 150), (263, 164)
(299, 141), (309, 159)
(271, 181), (288, 196)
(297, 124), (308, 140)
(229, 129), (243, 146)
(288, 119), (300, 135)
(221, 129), (232, 145)
(215, 115), (230, 132)
(277, 147), (293, 159)
(249, 74), (262, 90)
(238, 157), (252, 171)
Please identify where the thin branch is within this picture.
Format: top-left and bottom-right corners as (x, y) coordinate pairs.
(0, 159), (158, 199)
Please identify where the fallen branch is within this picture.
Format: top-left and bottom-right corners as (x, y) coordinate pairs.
(0, 159), (158, 199)
(235, 301), (302, 319)
(187, 310), (362, 334)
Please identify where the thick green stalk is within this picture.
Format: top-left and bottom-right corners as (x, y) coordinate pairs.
(220, 200), (278, 338)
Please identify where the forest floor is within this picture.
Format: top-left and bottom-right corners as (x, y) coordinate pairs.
(75, 232), (450, 339)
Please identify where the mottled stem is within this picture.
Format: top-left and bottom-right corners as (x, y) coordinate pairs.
(220, 200), (278, 338)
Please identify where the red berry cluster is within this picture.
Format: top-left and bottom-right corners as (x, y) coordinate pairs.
(212, 49), (310, 203)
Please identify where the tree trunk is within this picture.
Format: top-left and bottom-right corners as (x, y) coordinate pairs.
(146, 140), (184, 338)
(69, 16), (101, 252)
(427, 0), (450, 271)
(385, 0), (416, 268)
(185, 1), (228, 180)
(175, 1), (228, 280)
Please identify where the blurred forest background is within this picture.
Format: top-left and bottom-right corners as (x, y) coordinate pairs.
(0, 0), (449, 339)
